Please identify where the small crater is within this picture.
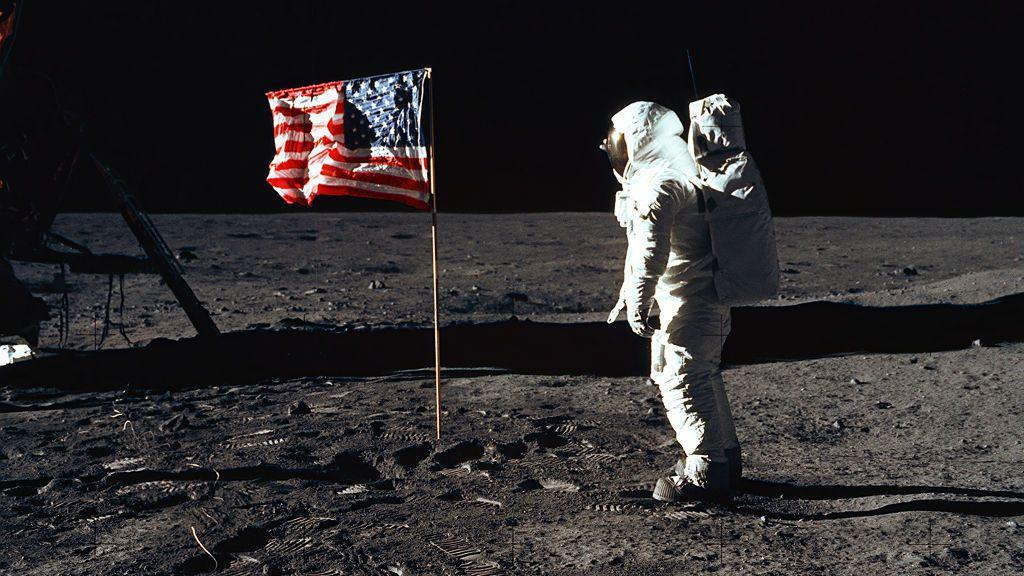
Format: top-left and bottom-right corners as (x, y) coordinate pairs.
(790, 421), (844, 445)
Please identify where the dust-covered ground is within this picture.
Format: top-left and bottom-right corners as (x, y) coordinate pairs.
(2, 214), (1023, 575)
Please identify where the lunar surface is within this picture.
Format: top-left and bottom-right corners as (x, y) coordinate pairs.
(2, 213), (1023, 575)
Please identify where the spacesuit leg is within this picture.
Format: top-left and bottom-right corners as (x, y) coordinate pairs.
(709, 309), (742, 484)
(710, 372), (741, 480)
(651, 303), (729, 491)
(668, 348), (742, 486)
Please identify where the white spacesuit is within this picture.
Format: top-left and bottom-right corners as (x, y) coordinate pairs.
(605, 101), (740, 501)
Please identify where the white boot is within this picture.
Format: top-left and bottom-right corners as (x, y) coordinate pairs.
(655, 459), (731, 504)
(674, 444), (742, 490)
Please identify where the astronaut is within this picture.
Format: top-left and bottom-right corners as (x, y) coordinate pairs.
(604, 101), (741, 502)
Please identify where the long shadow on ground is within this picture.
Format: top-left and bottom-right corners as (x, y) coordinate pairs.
(741, 498), (1024, 520)
(741, 478), (1024, 501)
(615, 478), (1024, 519)
(3, 292), (1023, 391)
(735, 478), (1024, 519)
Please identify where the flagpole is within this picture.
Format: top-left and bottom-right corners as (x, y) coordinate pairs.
(427, 67), (442, 441)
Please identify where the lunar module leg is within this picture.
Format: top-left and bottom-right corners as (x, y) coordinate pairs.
(91, 155), (220, 338)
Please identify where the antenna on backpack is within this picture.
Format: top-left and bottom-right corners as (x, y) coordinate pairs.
(685, 49), (699, 101)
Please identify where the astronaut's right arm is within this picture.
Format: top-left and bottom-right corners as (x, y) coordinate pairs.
(607, 190), (632, 323)
(607, 183), (677, 336)
(622, 185), (675, 337)
(607, 246), (631, 323)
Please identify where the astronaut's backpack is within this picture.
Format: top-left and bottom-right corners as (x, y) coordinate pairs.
(687, 94), (780, 305)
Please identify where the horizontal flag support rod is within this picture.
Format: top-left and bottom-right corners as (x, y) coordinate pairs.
(265, 67), (429, 98)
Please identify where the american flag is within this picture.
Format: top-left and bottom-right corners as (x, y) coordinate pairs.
(266, 69), (430, 209)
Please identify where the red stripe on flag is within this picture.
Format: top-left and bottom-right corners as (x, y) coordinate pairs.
(279, 192), (311, 206)
(321, 164), (428, 192)
(329, 148), (428, 171)
(270, 158), (310, 171)
(272, 101), (336, 117)
(267, 176), (309, 189)
(316, 184), (430, 210)
(266, 79), (345, 99)
(274, 121), (313, 136)
(281, 139), (315, 153)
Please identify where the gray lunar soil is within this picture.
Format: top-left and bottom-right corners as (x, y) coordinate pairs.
(2, 213), (1023, 575)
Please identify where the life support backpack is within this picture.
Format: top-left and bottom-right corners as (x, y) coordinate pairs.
(687, 94), (780, 305)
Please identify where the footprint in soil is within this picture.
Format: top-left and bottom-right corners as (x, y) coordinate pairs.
(282, 445), (316, 464)
(177, 532), (256, 576)
(214, 527), (270, 554)
(392, 442), (432, 468)
(493, 440), (528, 459)
(331, 450), (382, 483)
(527, 415), (575, 427)
(513, 478), (544, 492)
(523, 430), (569, 449)
(431, 440), (484, 468)
(437, 488), (464, 501)
(618, 488), (655, 499)
(85, 445), (114, 458)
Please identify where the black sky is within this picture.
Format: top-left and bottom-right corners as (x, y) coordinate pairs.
(10, 1), (1024, 215)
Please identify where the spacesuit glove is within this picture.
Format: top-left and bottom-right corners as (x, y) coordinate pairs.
(627, 305), (656, 338)
(607, 298), (626, 324)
